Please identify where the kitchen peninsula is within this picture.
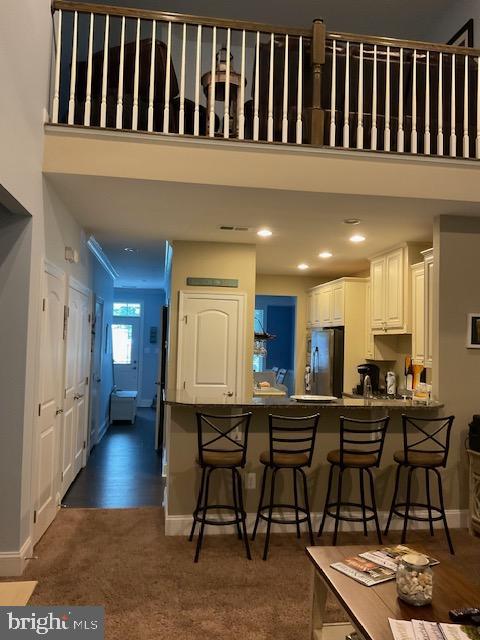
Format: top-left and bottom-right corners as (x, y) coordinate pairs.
(163, 391), (443, 535)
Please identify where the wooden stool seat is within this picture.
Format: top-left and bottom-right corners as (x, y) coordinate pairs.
(259, 450), (309, 467)
(327, 449), (377, 468)
(195, 451), (244, 467)
(393, 450), (444, 467)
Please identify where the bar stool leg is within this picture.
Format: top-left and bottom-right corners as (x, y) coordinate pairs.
(333, 467), (344, 546)
(299, 467), (314, 546)
(234, 468), (252, 560)
(293, 468), (301, 539)
(194, 467), (213, 563)
(317, 464), (334, 537)
(384, 464), (402, 535)
(434, 468), (454, 555)
(231, 468), (243, 540)
(252, 466), (268, 541)
(189, 466), (206, 542)
(367, 468), (382, 545)
(263, 467), (278, 561)
(401, 466), (414, 545)
(359, 468), (368, 536)
(425, 468), (434, 536)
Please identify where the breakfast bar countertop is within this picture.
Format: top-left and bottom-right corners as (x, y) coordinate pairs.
(165, 390), (443, 410)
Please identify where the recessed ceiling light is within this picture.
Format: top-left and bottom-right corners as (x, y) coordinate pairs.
(124, 247), (136, 253)
(297, 263), (310, 270)
(257, 228), (273, 238)
(350, 234), (366, 243)
(319, 251), (333, 259)
(344, 218), (361, 225)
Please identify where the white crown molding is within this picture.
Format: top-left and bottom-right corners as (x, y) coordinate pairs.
(87, 235), (119, 281)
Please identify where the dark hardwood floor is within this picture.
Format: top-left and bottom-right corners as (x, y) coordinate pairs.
(62, 408), (165, 508)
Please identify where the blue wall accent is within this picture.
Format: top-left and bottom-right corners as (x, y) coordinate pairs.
(113, 288), (166, 404)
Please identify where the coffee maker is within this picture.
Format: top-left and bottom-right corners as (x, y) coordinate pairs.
(356, 363), (380, 395)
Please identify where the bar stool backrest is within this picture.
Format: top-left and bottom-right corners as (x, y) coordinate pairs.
(268, 413), (320, 466)
(401, 414), (454, 467)
(339, 415), (390, 467)
(196, 412), (252, 467)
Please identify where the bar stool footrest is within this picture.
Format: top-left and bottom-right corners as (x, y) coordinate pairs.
(325, 501), (376, 523)
(258, 503), (310, 525)
(193, 504), (245, 527)
(392, 501), (445, 523)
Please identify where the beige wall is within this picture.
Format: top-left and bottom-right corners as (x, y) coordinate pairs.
(255, 274), (324, 395)
(433, 215), (480, 511)
(168, 241), (256, 394)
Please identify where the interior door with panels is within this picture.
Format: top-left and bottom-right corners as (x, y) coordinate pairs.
(385, 248), (404, 328)
(34, 261), (66, 543)
(177, 292), (246, 399)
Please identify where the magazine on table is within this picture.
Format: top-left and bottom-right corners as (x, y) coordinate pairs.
(331, 545), (439, 587)
(389, 618), (480, 640)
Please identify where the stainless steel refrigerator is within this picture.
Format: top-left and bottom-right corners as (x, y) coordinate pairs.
(309, 328), (344, 397)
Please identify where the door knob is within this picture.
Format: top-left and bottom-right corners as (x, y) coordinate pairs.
(132, 367), (137, 370)
(224, 391), (234, 397)
(56, 408), (64, 415)
(74, 394), (84, 400)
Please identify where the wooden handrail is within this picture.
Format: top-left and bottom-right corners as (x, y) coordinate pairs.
(327, 30), (480, 58)
(51, 0), (312, 38)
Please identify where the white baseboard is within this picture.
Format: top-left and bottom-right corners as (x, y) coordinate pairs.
(0, 537), (33, 577)
(165, 508), (468, 537)
(137, 399), (153, 408)
(96, 418), (109, 444)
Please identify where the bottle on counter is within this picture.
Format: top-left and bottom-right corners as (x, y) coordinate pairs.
(363, 375), (373, 399)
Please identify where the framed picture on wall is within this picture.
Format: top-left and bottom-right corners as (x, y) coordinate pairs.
(466, 313), (480, 348)
(448, 19), (474, 47)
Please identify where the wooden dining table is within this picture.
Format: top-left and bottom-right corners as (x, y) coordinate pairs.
(306, 545), (480, 640)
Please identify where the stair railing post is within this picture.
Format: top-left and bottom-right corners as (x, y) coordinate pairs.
(308, 18), (326, 145)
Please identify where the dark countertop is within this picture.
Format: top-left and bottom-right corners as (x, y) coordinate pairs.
(165, 390), (443, 410)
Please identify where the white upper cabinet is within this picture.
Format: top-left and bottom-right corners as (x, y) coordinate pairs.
(411, 262), (425, 364)
(308, 278), (365, 329)
(385, 248), (404, 328)
(332, 283), (345, 324)
(370, 257), (385, 329)
(423, 249), (434, 368)
(319, 288), (333, 325)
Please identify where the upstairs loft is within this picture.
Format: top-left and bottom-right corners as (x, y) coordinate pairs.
(44, 1), (480, 203)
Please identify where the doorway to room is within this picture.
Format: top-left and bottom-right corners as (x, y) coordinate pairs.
(254, 295), (296, 396)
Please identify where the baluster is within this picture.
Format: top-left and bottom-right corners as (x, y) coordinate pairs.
(238, 29), (246, 140)
(84, 13), (94, 126)
(282, 35), (289, 142)
(267, 33), (274, 141)
(384, 46), (391, 151)
(398, 48), (404, 152)
(356, 43), (364, 149)
(438, 52), (444, 156)
(116, 16), (126, 129)
(68, 10), (78, 125)
(477, 55), (480, 158)
(329, 40), (337, 146)
(411, 49), (417, 153)
(253, 31), (260, 141)
(424, 51), (431, 155)
(179, 23), (187, 135)
(163, 22), (172, 133)
(450, 53), (457, 157)
(371, 44), (378, 150)
(224, 28), (231, 139)
(343, 41), (350, 148)
(100, 14), (110, 128)
(147, 20), (156, 132)
(209, 26), (217, 137)
(296, 35), (303, 144)
(132, 18), (140, 131)
(52, 9), (62, 124)
(463, 54), (470, 158)
(194, 25), (202, 136)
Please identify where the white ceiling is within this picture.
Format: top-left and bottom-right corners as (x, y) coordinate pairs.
(49, 174), (480, 278)
(76, 0), (455, 42)
(100, 239), (167, 288)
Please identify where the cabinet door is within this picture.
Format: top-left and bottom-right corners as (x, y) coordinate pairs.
(312, 290), (322, 326)
(411, 264), (425, 364)
(424, 255), (434, 368)
(332, 283), (345, 325)
(370, 257), (385, 329)
(307, 292), (314, 326)
(319, 288), (333, 325)
(385, 248), (404, 328)
(365, 282), (374, 358)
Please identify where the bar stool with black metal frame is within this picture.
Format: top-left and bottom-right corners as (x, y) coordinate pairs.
(317, 415), (390, 545)
(189, 411), (252, 563)
(251, 413), (320, 560)
(384, 414), (455, 554)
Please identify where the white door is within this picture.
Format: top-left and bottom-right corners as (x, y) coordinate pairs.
(89, 297), (104, 448)
(112, 317), (140, 390)
(177, 292), (246, 399)
(33, 262), (65, 543)
(62, 282), (91, 496)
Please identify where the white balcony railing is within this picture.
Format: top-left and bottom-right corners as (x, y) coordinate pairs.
(50, 1), (480, 159)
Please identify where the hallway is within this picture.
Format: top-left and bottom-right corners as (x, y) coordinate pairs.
(62, 408), (164, 509)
